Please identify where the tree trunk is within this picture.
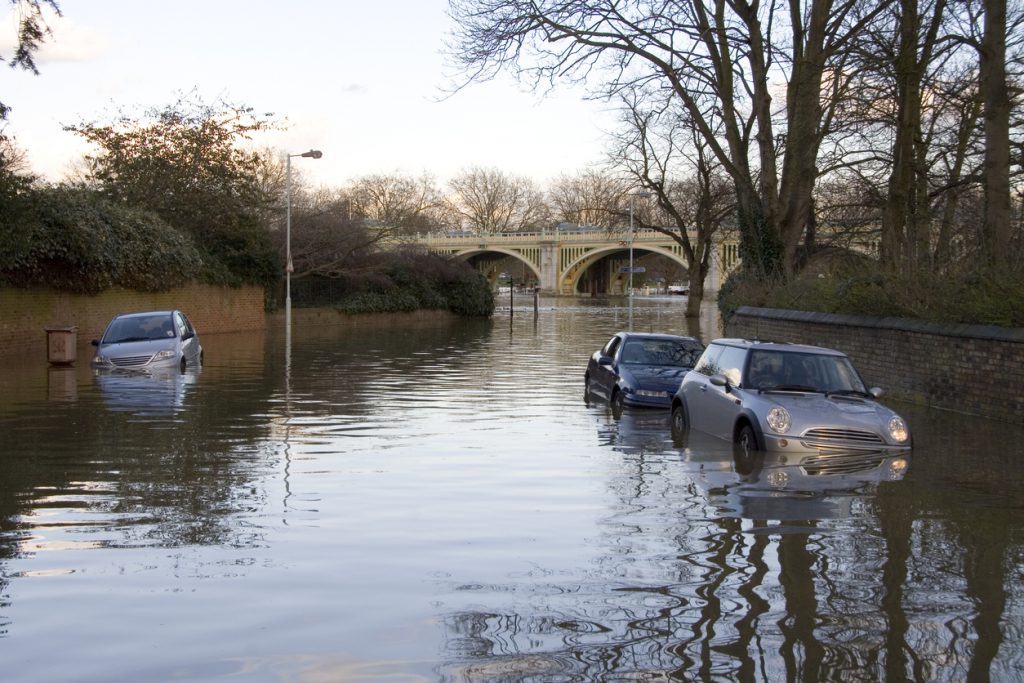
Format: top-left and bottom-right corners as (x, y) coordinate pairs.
(882, 0), (924, 274)
(981, 0), (1012, 268)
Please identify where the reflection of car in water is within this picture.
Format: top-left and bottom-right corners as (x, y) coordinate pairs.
(687, 435), (911, 521)
(594, 409), (677, 456)
(94, 367), (200, 415)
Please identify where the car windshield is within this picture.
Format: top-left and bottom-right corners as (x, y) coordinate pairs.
(620, 339), (703, 367)
(746, 350), (868, 394)
(104, 315), (175, 343)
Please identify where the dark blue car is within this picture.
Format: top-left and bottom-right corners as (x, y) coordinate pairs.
(585, 332), (704, 413)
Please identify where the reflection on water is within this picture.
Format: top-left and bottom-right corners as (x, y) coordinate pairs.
(94, 367), (201, 416)
(0, 297), (1021, 682)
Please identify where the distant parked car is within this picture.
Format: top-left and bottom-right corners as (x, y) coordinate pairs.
(585, 332), (705, 412)
(91, 310), (203, 373)
(671, 339), (911, 462)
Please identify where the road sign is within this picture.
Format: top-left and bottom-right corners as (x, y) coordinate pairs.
(619, 266), (646, 274)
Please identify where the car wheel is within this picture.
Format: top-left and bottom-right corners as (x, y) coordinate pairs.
(733, 423), (762, 475)
(670, 403), (689, 446)
(611, 389), (624, 419)
(179, 357), (187, 374)
(583, 375), (593, 403)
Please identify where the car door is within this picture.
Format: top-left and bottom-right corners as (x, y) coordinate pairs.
(700, 345), (748, 440)
(681, 343), (723, 431)
(174, 312), (198, 365)
(592, 335), (623, 399)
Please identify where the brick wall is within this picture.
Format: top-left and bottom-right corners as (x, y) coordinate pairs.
(0, 284), (265, 355)
(726, 306), (1024, 424)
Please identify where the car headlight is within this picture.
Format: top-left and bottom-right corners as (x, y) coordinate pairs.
(888, 416), (909, 443)
(93, 355), (109, 365)
(636, 389), (669, 397)
(153, 350), (176, 360)
(766, 406), (791, 434)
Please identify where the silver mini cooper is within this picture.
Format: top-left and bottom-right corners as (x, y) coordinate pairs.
(671, 339), (911, 458)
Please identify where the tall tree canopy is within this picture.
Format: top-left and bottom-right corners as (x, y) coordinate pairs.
(67, 94), (281, 286)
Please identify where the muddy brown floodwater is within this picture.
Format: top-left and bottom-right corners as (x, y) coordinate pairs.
(0, 297), (1021, 682)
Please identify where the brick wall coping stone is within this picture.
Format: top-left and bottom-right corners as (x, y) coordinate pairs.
(734, 306), (1024, 344)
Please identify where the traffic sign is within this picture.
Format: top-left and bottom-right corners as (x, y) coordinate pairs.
(619, 266), (646, 274)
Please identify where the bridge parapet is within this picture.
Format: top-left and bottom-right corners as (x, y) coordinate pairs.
(411, 228), (739, 295)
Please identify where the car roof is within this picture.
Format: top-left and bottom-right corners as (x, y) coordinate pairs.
(618, 331), (700, 342)
(707, 338), (848, 356)
(114, 310), (177, 319)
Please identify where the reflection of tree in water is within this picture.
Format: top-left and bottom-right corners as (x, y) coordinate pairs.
(0, 365), (280, 557)
(435, 421), (1020, 681)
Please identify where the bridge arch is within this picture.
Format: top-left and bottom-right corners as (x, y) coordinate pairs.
(561, 243), (690, 295)
(448, 247), (542, 286)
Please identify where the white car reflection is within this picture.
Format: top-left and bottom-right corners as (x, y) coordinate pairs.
(683, 431), (910, 522)
(93, 366), (201, 415)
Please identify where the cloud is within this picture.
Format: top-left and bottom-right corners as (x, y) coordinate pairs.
(338, 84), (369, 95)
(0, 8), (108, 64)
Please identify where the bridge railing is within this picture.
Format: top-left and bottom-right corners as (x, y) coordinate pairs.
(413, 228), (677, 245)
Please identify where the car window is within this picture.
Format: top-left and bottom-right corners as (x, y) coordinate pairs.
(693, 344), (724, 376)
(620, 342), (649, 364)
(601, 336), (622, 357)
(747, 350), (868, 393)
(715, 346), (746, 385)
(174, 312), (189, 338)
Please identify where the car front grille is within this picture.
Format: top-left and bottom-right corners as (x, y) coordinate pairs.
(801, 428), (884, 445)
(110, 355), (152, 368)
(800, 450), (888, 476)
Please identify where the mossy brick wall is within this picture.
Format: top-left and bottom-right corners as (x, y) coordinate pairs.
(0, 284), (265, 354)
(726, 306), (1024, 424)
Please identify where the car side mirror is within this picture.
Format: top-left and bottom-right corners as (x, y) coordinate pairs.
(710, 373), (731, 390)
(598, 356), (613, 367)
(182, 331), (195, 340)
(869, 387), (884, 399)
(91, 339), (99, 347)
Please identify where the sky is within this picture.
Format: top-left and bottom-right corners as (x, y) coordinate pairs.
(1, 0), (620, 189)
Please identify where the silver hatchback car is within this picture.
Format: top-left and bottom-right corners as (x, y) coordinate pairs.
(91, 310), (203, 373)
(671, 339), (911, 458)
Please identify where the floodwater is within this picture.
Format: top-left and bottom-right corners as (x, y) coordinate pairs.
(0, 297), (1021, 683)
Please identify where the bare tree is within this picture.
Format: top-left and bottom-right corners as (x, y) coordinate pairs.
(347, 172), (446, 235)
(610, 96), (733, 316)
(283, 187), (387, 280)
(447, 0), (894, 278)
(548, 170), (628, 229)
(446, 166), (550, 233)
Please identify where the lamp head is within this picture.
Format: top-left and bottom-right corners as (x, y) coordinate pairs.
(301, 150), (323, 159)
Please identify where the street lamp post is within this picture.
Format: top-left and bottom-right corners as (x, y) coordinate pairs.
(285, 149), (323, 339)
(628, 191), (653, 330)
(628, 191), (654, 296)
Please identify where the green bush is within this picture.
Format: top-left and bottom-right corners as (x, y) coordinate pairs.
(316, 252), (494, 317)
(443, 271), (495, 317)
(0, 185), (204, 293)
(336, 290), (421, 314)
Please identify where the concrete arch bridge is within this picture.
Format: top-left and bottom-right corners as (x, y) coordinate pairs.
(411, 228), (740, 296)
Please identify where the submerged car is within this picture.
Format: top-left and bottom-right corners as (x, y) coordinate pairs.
(92, 310), (203, 373)
(671, 339), (911, 458)
(585, 332), (705, 412)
